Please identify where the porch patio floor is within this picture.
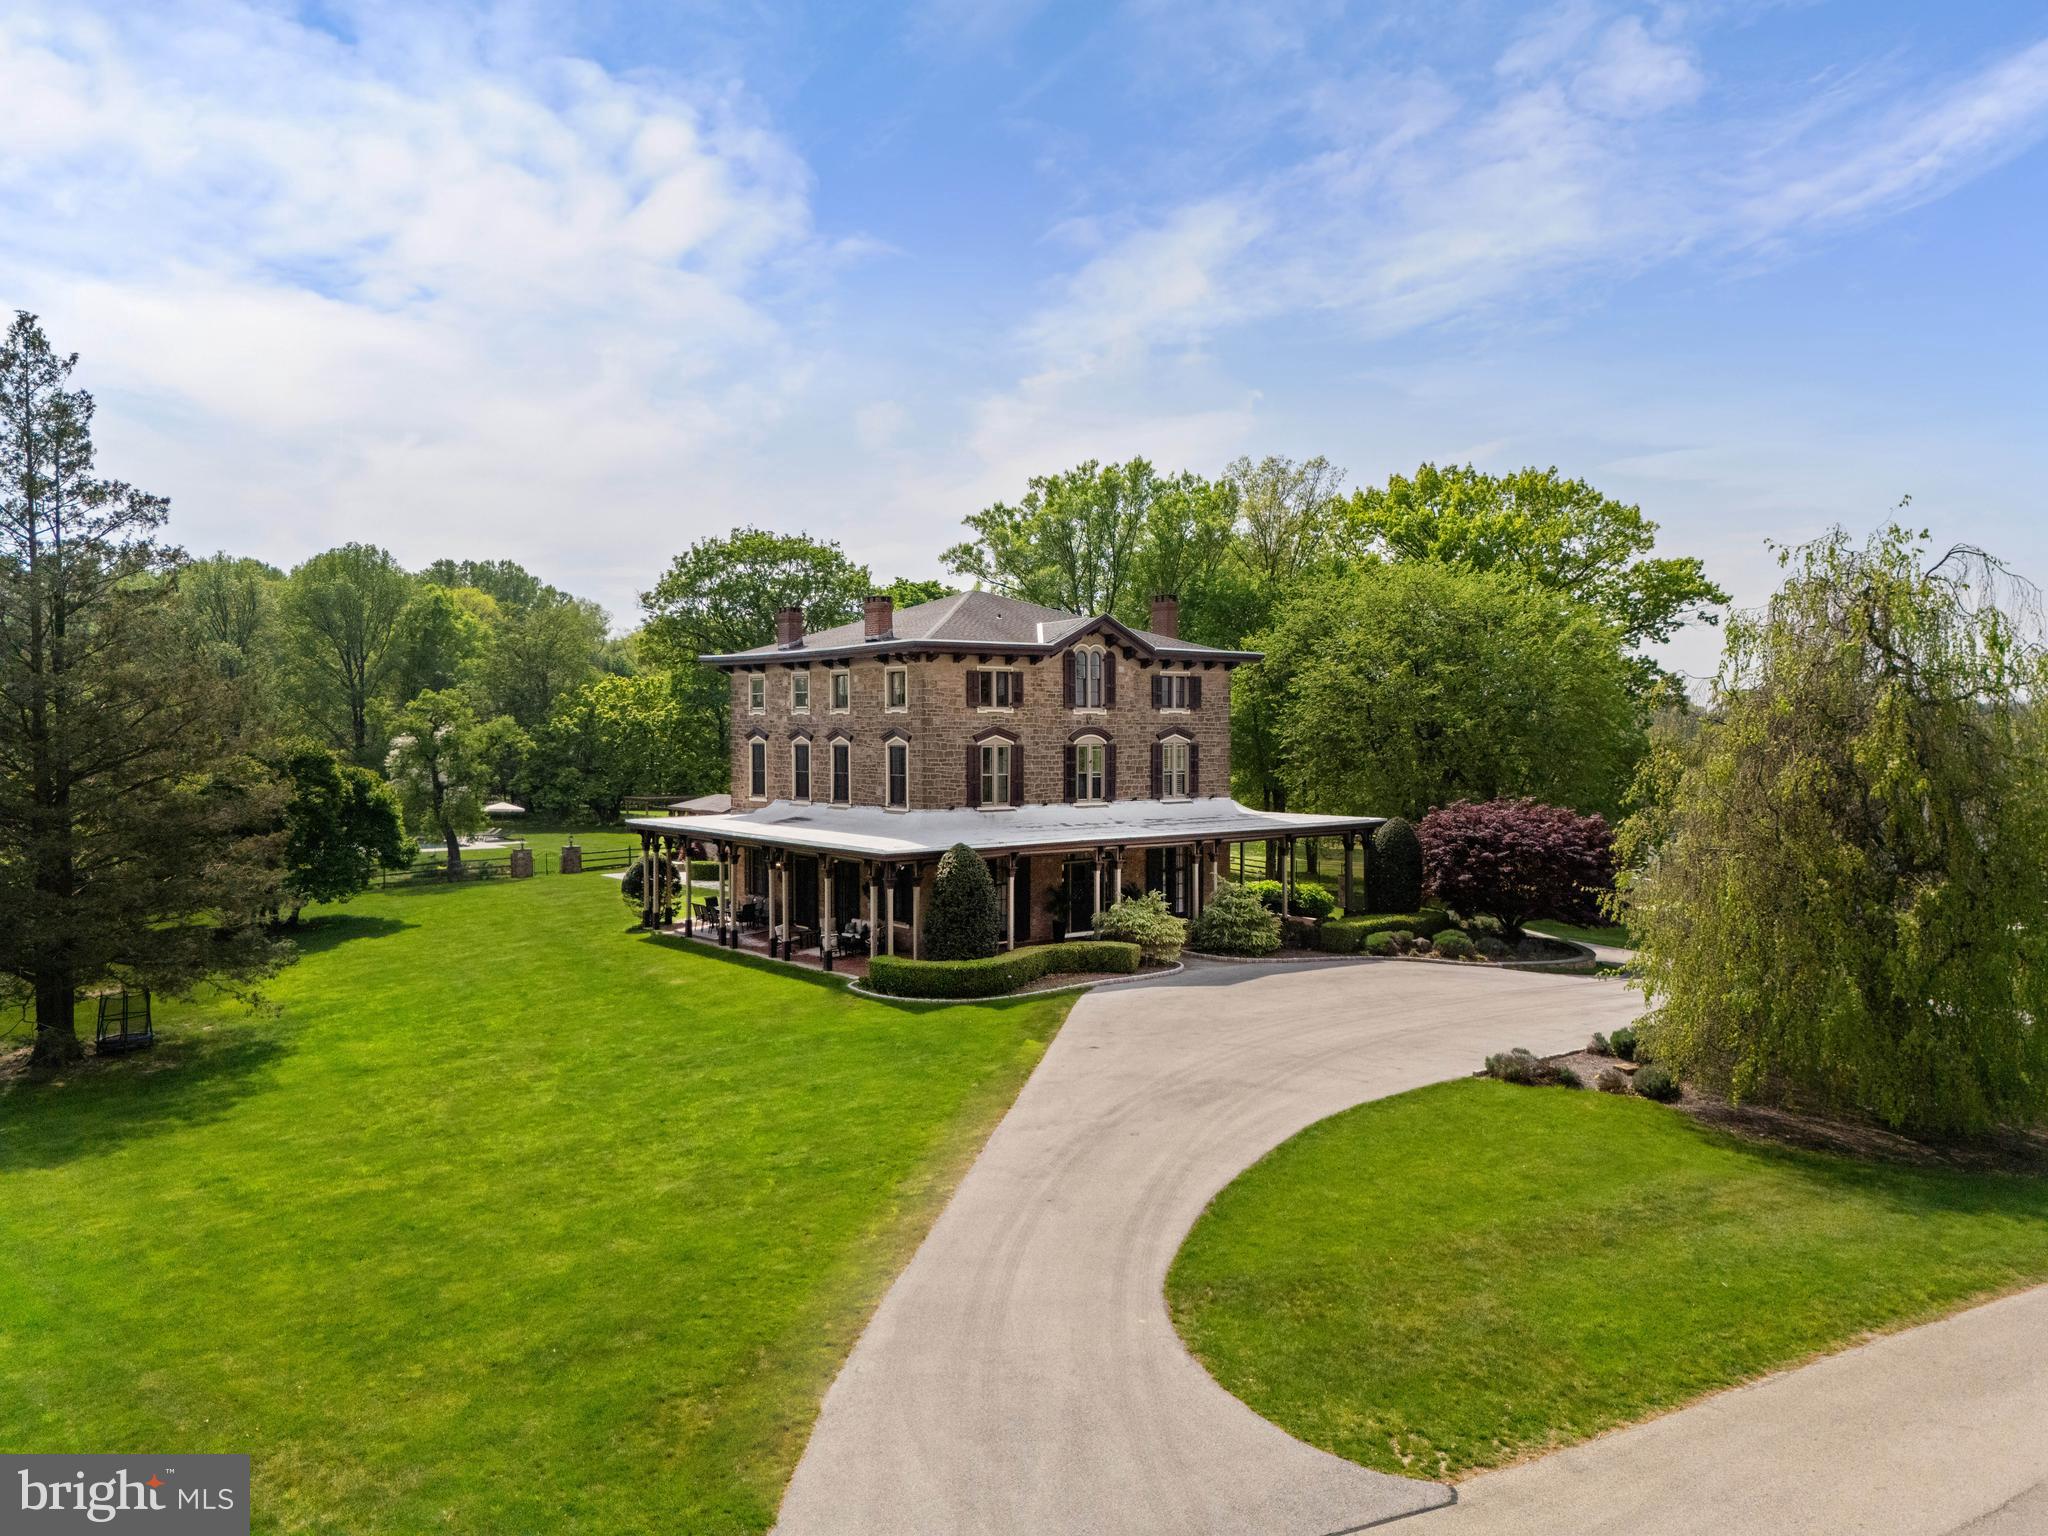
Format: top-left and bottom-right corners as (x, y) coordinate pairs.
(662, 921), (873, 980)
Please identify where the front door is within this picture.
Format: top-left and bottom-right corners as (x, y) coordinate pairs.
(791, 856), (820, 936)
(1064, 857), (1098, 936)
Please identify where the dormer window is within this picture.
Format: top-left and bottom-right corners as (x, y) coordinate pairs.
(790, 670), (811, 712)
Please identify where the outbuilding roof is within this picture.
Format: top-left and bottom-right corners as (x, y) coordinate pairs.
(625, 796), (1379, 860)
(700, 590), (1259, 666)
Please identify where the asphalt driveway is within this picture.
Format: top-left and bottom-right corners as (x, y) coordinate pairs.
(775, 957), (1642, 1535)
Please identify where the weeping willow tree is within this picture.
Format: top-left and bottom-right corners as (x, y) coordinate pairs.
(1615, 523), (2048, 1135)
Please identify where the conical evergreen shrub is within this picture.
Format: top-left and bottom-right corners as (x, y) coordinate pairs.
(1368, 816), (1424, 912)
(924, 842), (1000, 960)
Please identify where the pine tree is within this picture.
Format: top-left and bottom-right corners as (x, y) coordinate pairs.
(0, 313), (285, 1069)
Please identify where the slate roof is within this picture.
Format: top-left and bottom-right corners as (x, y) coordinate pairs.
(699, 590), (1259, 665)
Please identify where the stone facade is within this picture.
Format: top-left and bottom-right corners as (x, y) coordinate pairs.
(724, 623), (1236, 814)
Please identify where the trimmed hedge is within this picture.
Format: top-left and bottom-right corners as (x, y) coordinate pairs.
(1317, 909), (1452, 953)
(865, 940), (1141, 999)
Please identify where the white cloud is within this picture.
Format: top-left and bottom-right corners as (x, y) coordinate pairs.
(0, 1), (827, 616)
(1571, 17), (1704, 119)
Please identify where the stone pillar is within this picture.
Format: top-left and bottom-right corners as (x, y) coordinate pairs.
(558, 842), (583, 874)
(509, 847), (533, 879)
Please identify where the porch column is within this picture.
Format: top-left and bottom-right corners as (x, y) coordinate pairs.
(911, 867), (924, 960)
(1005, 857), (1017, 950)
(1281, 837), (1293, 916)
(1091, 853), (1102, 931)
(1341, 831), (1354, 916)
(639, 832), (654, 927)
(822, 859), (834, 957)
(868, 865), (880, 958)
(1109, 848), (1122, 909)
(779, 855), (791, 958)
(885, 865), (897, 955)
(682, 838), (695, 934)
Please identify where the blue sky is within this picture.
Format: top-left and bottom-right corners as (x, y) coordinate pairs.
(4, 0), (2045, 682)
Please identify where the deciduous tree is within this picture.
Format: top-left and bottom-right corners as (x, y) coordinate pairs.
(385, 689), (487, 869)
(269, 742), (413, 922)
(280, 543), (415, 762)
(1417, 798), (1613, 932)
(1615, 525), (2048, 1135)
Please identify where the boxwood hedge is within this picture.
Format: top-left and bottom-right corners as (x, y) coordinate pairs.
(1317, 909), (1451, 953)
(865, 940), (1141, 999)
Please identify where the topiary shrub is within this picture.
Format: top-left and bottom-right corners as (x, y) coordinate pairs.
(1595, 1065), (1629, 1093)
(1095, 891), (1187, 964)
(867, 941), (1139, 999)
(1417, 797), (1615, 932)
(1316, 909), (1450, 952)
(1433, 930), (1478, 960)
(1632, 1063), (1680, 1101)
(1188, 880), (1281, 956)
(924, 842), (1000, 960)
(1363, 931), (1399, 956)
(1609, 1024), (1639, 1061)
(1368, 816), (1424, 912)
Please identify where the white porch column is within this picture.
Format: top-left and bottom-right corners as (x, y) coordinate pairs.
(822, 859), (834, 954)
(1281, 837), (1293, 916)
(683, 839), (694, 933)
(639, 833), (654, 926)
(868, 866), (880, 957)
(1005, 857), (1016, 950)
(1091, 855), (1102, 932)
(911, 868), (924, 960)
(885, 866), (896, 955)
(779, 856), (791, 956)
(1109, 849), (1122, 910)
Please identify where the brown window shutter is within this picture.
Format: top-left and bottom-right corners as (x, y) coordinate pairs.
(1063, 743), (1076, 802)
(1012, 668), (1025, 703)
(1010, 743), (1025, 805)
(1190, 675), (1203, 709)
(966, 669), (977, 708)
(1062, 650), (1074, 706)
(966, 743), (980, 807)
(1189, 741), (1200, 796)
(1150, 674), (1161, 708)
(1105, 742), (1117, 799)
(1104, 655), (1116, 708)
(1150, 740), (1162, 797)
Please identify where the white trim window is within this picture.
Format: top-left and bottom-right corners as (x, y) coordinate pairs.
(971, 668), (1020, 710)
(748, 674), (765, 713)
(1160, 738), (1190, 798)
(1072, 645), (1106, 709)
(885, 666), (909, 711)
(1073, 737), (1106, 802)
(979, 741), (1012, 806)
(1157, 672), (1191, 711)
(886, 738), (909, 809)
(748, 738), (767, 800)
(791, 739), (812, 801)
(830, 669), (851, 712)
(790, 670), (811, 712)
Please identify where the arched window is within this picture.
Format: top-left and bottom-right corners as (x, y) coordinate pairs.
(1072, 734), (1107, 802)
(1159, 737), (1190, 798)
(831, 739), (852, 804)
(886, 737), (910, 809)
(1070, 644), (1109, 709)
(748, 738), (767, 800)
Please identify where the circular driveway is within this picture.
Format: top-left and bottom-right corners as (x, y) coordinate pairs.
(775, 958), (1645, 1536)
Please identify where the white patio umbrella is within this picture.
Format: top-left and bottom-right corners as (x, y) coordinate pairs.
(484, 800), (526, 816)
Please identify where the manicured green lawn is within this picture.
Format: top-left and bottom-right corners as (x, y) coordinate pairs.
(2, 876), (1069, 1533)
(1527, 918), (1634, 949)
(1169, 1079), (2048, 1482)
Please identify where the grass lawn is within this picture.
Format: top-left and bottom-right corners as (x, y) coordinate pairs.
(1527, 918), (1634, 949)
(1, 876), (1070, 1533)
(1168, 1078), (2048, 1483)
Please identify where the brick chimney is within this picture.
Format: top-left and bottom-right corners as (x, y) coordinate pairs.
(775, 605), (804, 648)
(1149, 593), (1180, 639)
(863, 593), (894, 641)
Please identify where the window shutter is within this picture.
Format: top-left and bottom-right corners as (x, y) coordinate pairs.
(1104, 655), (1116, 708)
(1189, 741), (1200, 796)
(1010, 743), (1025, 805)
(966, 743), (980, 807)
(1063, 743), (1076, 802)
(966, 669), (977, 708)
(1062, 650), (1074, 706)
(1150, 674), (1161, 708)
(1012, 669), (1025, 703)
(1190, 675), (1203, 709)
(1105, 742), (1117, 799)
(1150, 740), (1162, 797)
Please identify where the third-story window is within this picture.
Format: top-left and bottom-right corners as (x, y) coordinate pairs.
(971, 668), (1021, 709)
(1161, 739), (1189, 797)
(887, 740), (908, 808)
(1073, 740), (1106, 801)
(748, 674), (765, 711)
(1155, 672), (1191, 709)
(979, 741), (1011, 805)
(749, 739), (766, 799)
(792, 740), (811, 800)
(831, 740), (851, 803)
(886, 667), (908, 710)
(791, 671), (811, 711)
(831, 670), (850, 711)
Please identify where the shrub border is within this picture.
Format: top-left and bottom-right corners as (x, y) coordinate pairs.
(847, 959), (1180, 1005)
(861, 940), (1143, 1000)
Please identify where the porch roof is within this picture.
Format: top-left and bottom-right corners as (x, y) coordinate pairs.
(623, 796), (1382, 861)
